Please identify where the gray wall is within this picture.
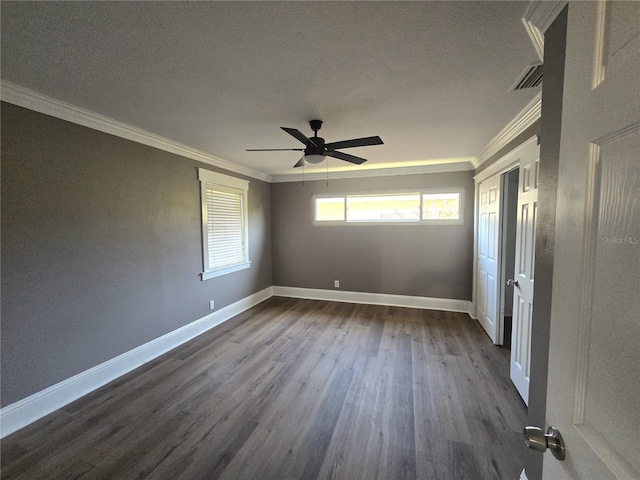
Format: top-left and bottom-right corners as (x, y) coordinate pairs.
(1, 103), (272, 406)
(525, 7), (567, 480)
(271, 172), (474, 300)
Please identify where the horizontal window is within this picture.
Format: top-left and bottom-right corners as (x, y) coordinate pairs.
(314, 188), (464, 225)
(315, 197), (345, 222)
(347, 193), (420, 222)
(422, 192), (460, 220)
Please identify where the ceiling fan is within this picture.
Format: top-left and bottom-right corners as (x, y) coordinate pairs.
(246, 119), (383, 168)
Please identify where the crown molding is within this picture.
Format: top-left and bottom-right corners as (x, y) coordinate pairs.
(474, 135), (538, 184)
(521, 17), (545, 62)
(523, 1), (568, 36)
(270, 160), (475, 183)
(1, 81), (272, 183)
(473, 91), (541, 169)
(2, 80), (537, 183)
(521, 1), (568, 61)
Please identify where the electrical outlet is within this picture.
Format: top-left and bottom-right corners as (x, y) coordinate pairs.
(334, 280), (340, 288)
(209, 300), (215, 310)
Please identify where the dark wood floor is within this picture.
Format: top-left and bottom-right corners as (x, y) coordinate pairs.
(1, 297), (527, 480)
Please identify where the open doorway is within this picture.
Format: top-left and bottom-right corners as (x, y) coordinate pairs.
(474, 136), (539, 405)
(499, 168), (519, 349)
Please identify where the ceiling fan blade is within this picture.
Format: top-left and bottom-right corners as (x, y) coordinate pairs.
(324, 136), (383, 150)
(246, 148), (305, 151)
(293, 157), (306, 168)
(281, 127), (318, 148)
(326, 150), (368, 165)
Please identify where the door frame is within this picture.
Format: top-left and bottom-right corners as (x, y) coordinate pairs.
(518, 3), (568, 479)
(472, 135), (538, 344)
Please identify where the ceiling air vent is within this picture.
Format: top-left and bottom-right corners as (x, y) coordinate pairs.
(511, 63), (543, 91)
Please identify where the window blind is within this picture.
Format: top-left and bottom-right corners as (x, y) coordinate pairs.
(206, 187), (246, 270)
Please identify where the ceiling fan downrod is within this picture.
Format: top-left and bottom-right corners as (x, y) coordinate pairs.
(309, 119), (323, 137)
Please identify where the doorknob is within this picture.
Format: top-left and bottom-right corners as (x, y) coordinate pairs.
(523, 426), (566, 460)
(507, 279), (519, 287)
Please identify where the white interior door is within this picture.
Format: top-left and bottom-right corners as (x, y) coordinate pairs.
(543, 2), (640, 478)
(476, 175), (501, 343)
(510, 143), (539, 406)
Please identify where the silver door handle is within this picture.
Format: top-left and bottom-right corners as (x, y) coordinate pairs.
(523, 426), (566, 460)
(507, 279), (519, 287)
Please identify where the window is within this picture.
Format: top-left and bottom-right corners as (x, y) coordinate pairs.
(198, 169), (250, 280)
(347, 193), (420, 222)
(314, 188), (464, 225)
(315, 197), (345, 222)
(422, 192), (461, 220)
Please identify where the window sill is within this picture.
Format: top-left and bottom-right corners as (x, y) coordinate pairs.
(202, 261), (251, 280)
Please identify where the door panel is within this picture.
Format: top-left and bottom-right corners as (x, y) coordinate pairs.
(510, 143), (539, 405)
(477, 175), (501, 342)
(543, 2), (640, 478)
(579, 128), (640, 475)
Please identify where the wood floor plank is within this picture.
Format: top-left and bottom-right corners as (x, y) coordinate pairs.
(315, 325), (416, 480)
(287, 366), (355, 480)
(1, 298), (527, 480)
(181, 418), (259, 480)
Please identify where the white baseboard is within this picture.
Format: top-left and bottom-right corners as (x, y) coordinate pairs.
(0, 286), (273, 438)
(1, 285), (472, 438)
(273, 286), (473, 315)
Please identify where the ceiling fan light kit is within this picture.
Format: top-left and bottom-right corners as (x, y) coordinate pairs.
(304, 154), (326, 164)
(247, 119), (383, 168)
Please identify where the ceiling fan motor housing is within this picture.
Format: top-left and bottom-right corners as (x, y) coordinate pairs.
(305, 136), (326, 162)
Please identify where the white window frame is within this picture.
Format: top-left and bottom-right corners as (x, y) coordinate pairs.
(198, 168), (250, 280)
(313, 188), (464, 226)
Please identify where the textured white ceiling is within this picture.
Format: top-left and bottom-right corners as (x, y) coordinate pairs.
(1, 1), (539, 177)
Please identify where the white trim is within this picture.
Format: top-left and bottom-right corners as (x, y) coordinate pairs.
(2, 80), (540, 182)
(523, 1), (568, 36)
(471, 181), (479, 320)
(591, 0), (607, 90)
(474, 93), (541, 169)
(474, 136), (538, 183)
(198, 169), (250, 191)
(270, 160), (475, 183)
(273, 286), (473, 315)
(521, 16), (545, 62)
(198, 168), (250, 279)
(520, 469), (529, 480)
(0, 81), (271, 183)
(0, 81), (476, 182)
(521, 1), (568, 63)
(202, 261), (251, 280)
(0, 286), (273, 439)
(0, 285), (475, 438)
